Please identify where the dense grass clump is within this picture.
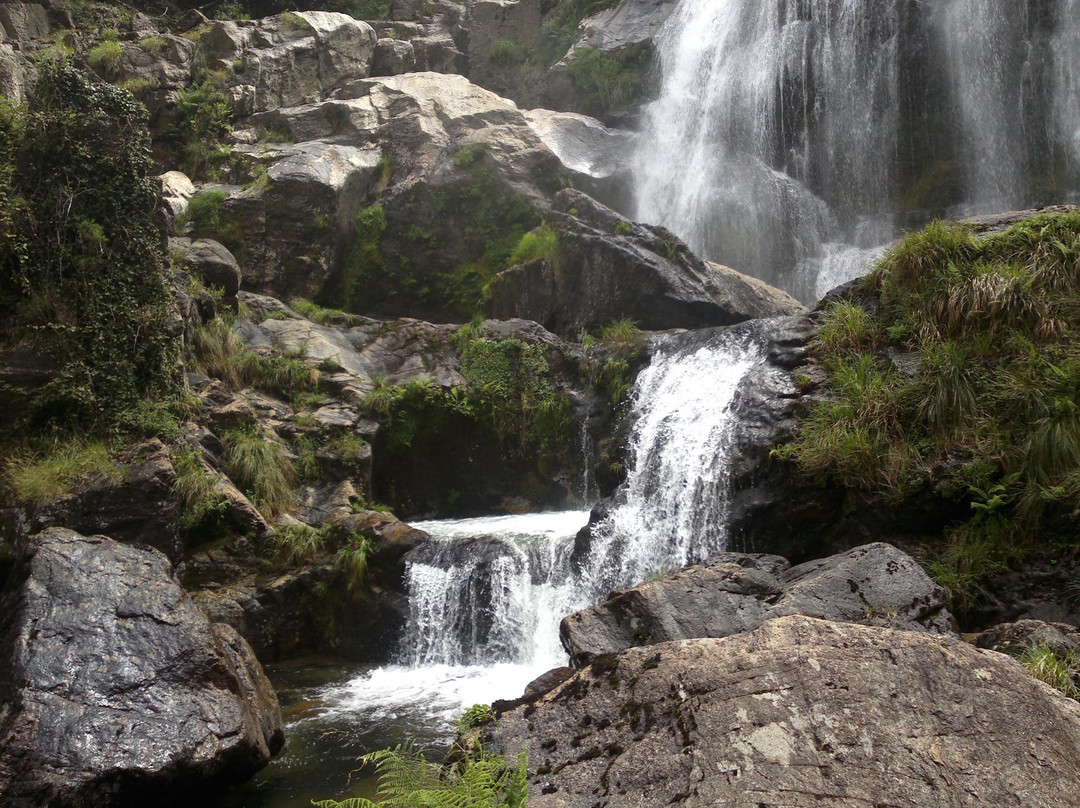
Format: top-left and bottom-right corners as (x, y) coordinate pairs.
(5, 442), (120, 505)
(1019, 644), (1080, 700)
(223, 427), (296, 518)
(778, 211), (1080, 611)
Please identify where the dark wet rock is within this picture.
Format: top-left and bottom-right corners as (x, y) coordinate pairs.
(487, 190), (805, 338)
(171, 237), (243, 303)
(0, 528), (284, 808)
(491, 615), (1080, 808)
(25, 440), (183, 562)
(561, 543), (953, 666)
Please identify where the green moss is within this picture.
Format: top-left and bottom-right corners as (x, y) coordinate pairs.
(565, 45), (648, 114)
(509, 223), (559, 267)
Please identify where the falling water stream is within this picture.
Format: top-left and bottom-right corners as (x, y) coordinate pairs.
(633, 0), (1080, 303)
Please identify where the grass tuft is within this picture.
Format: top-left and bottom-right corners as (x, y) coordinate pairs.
(5, 442), (120, 505)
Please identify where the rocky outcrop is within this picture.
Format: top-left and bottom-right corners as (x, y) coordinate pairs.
(974, 619), (1080, 657)
(22, 440), (183, 562)
(200, 12), (377, 116)
(491, 615), (1080, 808)
(0, 528), (284, 808)
(171, 237), (243, 306)
(561, 542), (953, 665)
(488, 189), (806, 338)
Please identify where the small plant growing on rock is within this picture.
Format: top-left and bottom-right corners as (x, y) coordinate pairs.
(222, 427), (297, 518)
(508, 223), (559, 267)
(599, 318), (642, 346)
(1019, 643), (1080, 700)
(87, 40), (123, 75)
(5, 442), (120, 505)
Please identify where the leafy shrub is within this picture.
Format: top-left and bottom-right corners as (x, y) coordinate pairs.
(168, 70), (233, 179)
(0, 62), (179, 434)
(313, 742), (527, 808)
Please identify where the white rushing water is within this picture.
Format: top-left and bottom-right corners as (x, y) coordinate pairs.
(633, 0), (1080, 301)
(324, 329), (764, 737)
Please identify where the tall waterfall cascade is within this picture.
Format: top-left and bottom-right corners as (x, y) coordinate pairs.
(329, 329), (764, 731)
(633, 0), (1080, 302)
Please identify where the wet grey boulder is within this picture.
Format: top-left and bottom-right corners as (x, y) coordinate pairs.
(488, 189), (806, 338)
(0, 528), (284, 808)
(561, 542), (953, 666)
(491, 615), (1080, 808)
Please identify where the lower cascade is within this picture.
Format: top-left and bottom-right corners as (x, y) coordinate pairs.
(325, 326), (765, 734)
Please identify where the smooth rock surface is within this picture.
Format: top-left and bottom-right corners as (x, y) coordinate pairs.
(492, 615), (1080, 808)
(0, 528), (284, 808)
(561, 543), (954, 666)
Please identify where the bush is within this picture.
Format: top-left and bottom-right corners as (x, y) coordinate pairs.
(0, 62), (180, 434)
(222, 427), (296, 518)
(1019, 644), (1080, 699)
(779, 212), (1080, 611)
(508, 223), (559, 267)
(87, 40), (123, 75)
(168, 71), (233, 180)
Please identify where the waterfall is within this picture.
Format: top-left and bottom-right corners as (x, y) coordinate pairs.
(396, 327), (763, 675)
(633, 0), (1080, 301)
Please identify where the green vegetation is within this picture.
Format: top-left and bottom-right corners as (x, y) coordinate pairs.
(565, 45), (648, 114)
(290, 297), (364, 326)
(168, 70), (234, 180)
(1019, 644), (1080, 700)
(87, 39), (123, 75)
(456, 703), (496, 733)
(599, 318), (642, 346)
(334, 532), (374, 593)
(612, 219), (633, 236)
(339, 204), (387, 312)
(171, 447), (230, 534)
(5, 441), (120, 505)
(488, 37), (526, 67)
(459, 337), (570, 454)
(223, 427), (297, 518)
(313, 742), (527, 808)
(0, 62), (179, 434)
(776, 212), (1080, 614)
(508, 223), (559, 268)
(538, 0), (620, 66)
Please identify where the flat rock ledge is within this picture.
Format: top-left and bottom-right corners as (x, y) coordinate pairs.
(0, 528), (284, 808)
(491, 615), (1080, 808)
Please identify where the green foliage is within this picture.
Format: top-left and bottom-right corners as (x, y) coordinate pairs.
(339, 204), (387, 311)
(612, 219), (633, 236)
(508, 223), (559, 268)
(1019, 644), (1080, 700)
(313, 742), (527, 808)
(171, 447), (228, 534)
(334, 533), (373, 593)
(280, 10), (310, 30)
(87, 40), (123, 75)
(460, 337), (570, 454)
(267, 522), (324, 565)
(169, 71), (233, 180)
(290, 297), (363, 326)
(565, 45), (646, 113)
(138, 36), (169, 53)
(222, 427), (296, 518)
(780, 212), (1080, 611)
(5, 441), (120, 505)
(185, 189), (228, 233)
(0, 62), (179, 434)
(456, 703), (496, 733)
(452, 144), (488, 168)
(538, 0), (620, 66)
(598, 318), (642, 346)
(488, 37), (526, 67)
(216, 0), (251, 20)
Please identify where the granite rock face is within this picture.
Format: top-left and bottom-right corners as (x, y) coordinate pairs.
(561, 542), (954, 666)
(492, 615), (1080, 808)
(0, 528), (284, 808)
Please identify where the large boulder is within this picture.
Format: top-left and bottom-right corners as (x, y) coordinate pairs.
(561, 542), (954, 666)
(0, 528), (284, 808)
(491, 615), (1080, 808)
(488, 189), (806, 338)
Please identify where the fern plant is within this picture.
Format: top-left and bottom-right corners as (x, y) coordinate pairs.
(313, 742), (528, 808)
